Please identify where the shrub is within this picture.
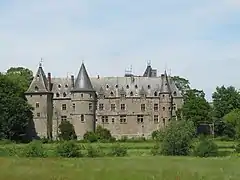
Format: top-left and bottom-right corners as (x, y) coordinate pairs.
(83, 131), (98, 143)
(23, 140), (46, 157)
(0, 139), (13, 145)
(109, 143), (127, 157)
(194, 138), (218, 157)
(86, 144), (103, 157)
(151, 129), (165, 141)
(151, 143), (161, 156)
(3, 145), (23, 157)
(56, 141), (81, 158)
(235, 143), (240, 153)
(160, 120), (195, 156)
(58, 120), (77, 141)
(95, 126), (112, 141)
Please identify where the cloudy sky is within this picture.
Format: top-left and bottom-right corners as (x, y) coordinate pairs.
(0, 0), (240, 100)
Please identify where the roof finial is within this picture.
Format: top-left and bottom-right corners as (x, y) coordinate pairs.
(147, 60), (151, 66)
(82, 59), (84, 64)
(39, 57), (43, 67)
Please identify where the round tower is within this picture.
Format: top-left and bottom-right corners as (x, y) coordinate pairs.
(70, 63), (97, 139)
(159, 71), (173, 127)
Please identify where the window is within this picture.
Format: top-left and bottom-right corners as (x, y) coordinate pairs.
(58, 84), (61, 88)
(106, 84), (109, 89)
(162, 95), (165, 98)
(111, 104), (116, 111)
(35, 86), (39, 92)
(112, 117), (115, 123)
(173, 91), (177, 96)
(36, 102), (40, 108)
(56, 93), (60, 97)
(135, 85), (138, 89)
(154, 104), (158, 111)
(115, 85), (118, 88)
(154, 91), (157, 96)
(154, 115), (158, 123)
(162, 107), (165, 111)
(65, 84), (68, 88)
(89, 103), (93, 111)
(81, 94), (83, 98)
(173, 106), (176, 110)
(137, 115), (144, 123)
(36, 113), (40, 117)
(61, 116), (67, 121)
(147, 85), (151, 89)
(62, 104), (67, 110)
(72, 103), (76, 111)
(126, 85), (129, 89)
(101, 116), (108, 123)
(120, 115), (127, 124)
(81, 115), (84, 122)
(120, 104), (125, 110)
(89, 94), (92, 98)
(99, 103), (104, 110)
(141, 104), (145, 111)
(130, 91), (133, 96)
(110, 91), (114, 96)
(163, 118), (166, 126)
(63, 92), (67, 97)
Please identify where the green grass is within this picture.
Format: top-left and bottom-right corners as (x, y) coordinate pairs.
(1, 156), (240, 180)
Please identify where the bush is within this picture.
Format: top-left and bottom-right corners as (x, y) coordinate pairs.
(0, 139), (13, 145)
(235, 143), (240, 153)
(58, 120), (77, 141)
(56, 141), (81, 158)
(151, 143), (161, 156)
(194, 138), (218, 157)
(3, 145), (23, 157)
(23, 140), (46, 157)
(96, 126), (112, 141)
(86, 144), (103, 157)
(151, 129), (165, 141)
(83, 131), (98, 143)
(109, 143), (127, 157)
(160, 120), (195, 156)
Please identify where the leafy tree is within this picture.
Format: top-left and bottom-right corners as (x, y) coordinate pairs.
(171, 76), (190, 95)
(160, 120), (195, 156)
(212, 86), (240, 119)
(58, 120), (77, 140)
(0, 74), (33, 141)
(6, 67), (33, 94)
(223, 109), (240, 139)
(182, 89), (211, 126)
(95, 125), (112, 141)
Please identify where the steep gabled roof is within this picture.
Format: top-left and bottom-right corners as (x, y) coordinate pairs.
(160, 71), (171, 94)
(26, 64), (48, 93)
(71, 63), (95, 92)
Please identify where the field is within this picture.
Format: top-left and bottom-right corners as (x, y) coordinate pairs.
(0, 140), (239, 180)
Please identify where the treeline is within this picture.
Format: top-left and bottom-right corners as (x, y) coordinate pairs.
(1, 67), (240, 142)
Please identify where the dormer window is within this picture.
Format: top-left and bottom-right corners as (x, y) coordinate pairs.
(58, 84), (61, 88)
(115, 85), (118, 88)
(65, 84), (68, 88)
(126, 85), (129, 89)
(147, 85), (151, 89)
(34, 86), (39, 92)
(130, 91), (133, 96)
(36, 74), (40, 81)
(106, 84), (109, 89)
(154, 91), (157, 96)
(135, 85), (138, 89)
(173, 91), (177, 96)
(63, 92), (67, 97)
(56, 93), (60, 97)
(110, 91), (114, 96)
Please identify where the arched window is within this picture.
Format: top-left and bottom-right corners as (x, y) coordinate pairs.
(34, 86), (39, 92)
(63, 92), (67, 97)
(56, 93), (60, 97)
(110, 91), (114, 96)
(130, 91), (133, 96)
(147, 85), (151, 89)
(126, 85), (129, 89)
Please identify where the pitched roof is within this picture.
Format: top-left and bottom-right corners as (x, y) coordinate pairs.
(71, 63), (95, 92)
(160, 71), (171, 94)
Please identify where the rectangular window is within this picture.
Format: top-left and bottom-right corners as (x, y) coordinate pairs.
(101, 116), (108, 123)
(111, 104), (116, 111)
(72, 103), (75, 111)
(36, 102), (39, 108)
(89, 103), (93, 111)
(81, 115), (84, 122)
(141, 104), (145, 111)
(62, 104), (67, 110)
(137, 115), (144, 123)
(162, 106), (165, 111)
(154, 115), (158, 123)
(120, 115), (127, 124)
(99, 103), (104, 111)
(36, 112), (40, 117)
(154, 104), (158, 111)
(120, 104), (125, 110)
(61, 116), (67, 121)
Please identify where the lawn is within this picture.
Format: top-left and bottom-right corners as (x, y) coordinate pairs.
(0, 156), (239, 180)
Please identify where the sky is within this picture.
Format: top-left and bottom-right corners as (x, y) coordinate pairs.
(1, 0), (240, 100)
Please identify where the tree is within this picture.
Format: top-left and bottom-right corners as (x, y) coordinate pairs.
(182, 89), (211, 126)
(212, 86), (240, 119)
(171, 76), (190, 95)
(0, 74), (33, 141)
(223, 109), (240, 138)
(58, 120), (77, 140)
(6, 67), (33, 94)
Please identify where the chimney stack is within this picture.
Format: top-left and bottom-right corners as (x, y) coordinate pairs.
(47, 72), (52, 91)
(71, 75), (74, 88)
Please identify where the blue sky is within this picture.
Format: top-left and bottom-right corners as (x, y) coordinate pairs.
(1, 0), (240, 100)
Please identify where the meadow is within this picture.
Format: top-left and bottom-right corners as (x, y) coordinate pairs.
(0, 140), (239, 180)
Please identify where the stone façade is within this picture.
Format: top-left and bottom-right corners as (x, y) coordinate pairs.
(25, 62), (183, 140)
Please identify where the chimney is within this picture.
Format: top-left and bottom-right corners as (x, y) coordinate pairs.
(47, 72), (52, 91)
(71, 75), (74, 88)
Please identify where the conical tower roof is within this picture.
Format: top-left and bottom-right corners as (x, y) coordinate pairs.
(160, 71), (171, 94)
(25, 63), (48, 93)
(71, 63), (95, 92)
